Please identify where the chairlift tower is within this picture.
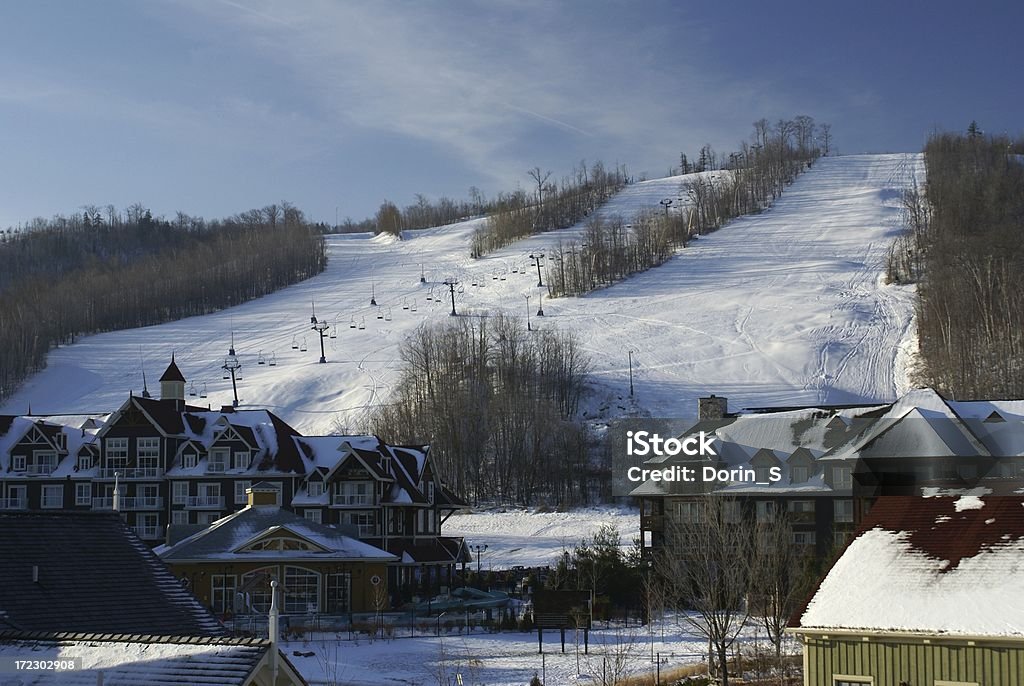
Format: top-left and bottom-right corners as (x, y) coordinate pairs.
(310, 301), (330, 364)
(529, 253), (545, 287)
(222, 334), (242, 407)
(442, 279), (459, 316)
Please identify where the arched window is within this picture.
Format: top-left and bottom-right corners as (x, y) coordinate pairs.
(284, 566), (320, 614)
(240, 567), (278, 614)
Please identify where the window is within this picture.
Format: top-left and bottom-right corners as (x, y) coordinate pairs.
(284, 566), (320, 613)
(834, 499), (854, 523)
(790, 465), (809, 484)
(181, 452), (198, 470)
(304, 509), (322, 524)
(235, 480), (252, 505)
(346, 512), (377, 537)
(832, 466), (853, 489)
(307, 481), (324, 498)
(197, 511), (221, 524)
(75, 483), (91, 506)
(792, 531), (816, 545)
(326, 573), (351, 614)
(106, 438), (128, 462)
(427, 481), (435, 503)
(171, 510), (189, 525)
(41, 485), (63, 508)
(676, 501), (703, 523)
(31, 451), (58, 474)
(209, 448), (228, 473)
(788, 500), (815, 513)
(136, 513), (159, 539)
(833, 678), (872, 686)
(335, 481), (371, 505)
(211, 574), (237, 614)
(77, 454), (92, 471)
(232, 451), (250, 471)
(172, 482), (189, 505)
(755, 500), (776, 522)
(11, 455), (25, 472)
(137, 437), (160, 460)
(240, 568), (277, 613)
(833, 530), (851, 547)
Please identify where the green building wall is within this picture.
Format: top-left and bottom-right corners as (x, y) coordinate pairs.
(801, 633), (1024, 686)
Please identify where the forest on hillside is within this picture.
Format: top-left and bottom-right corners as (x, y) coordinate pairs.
(0, 203), (326, 403)
(909, 129), (1024, 398)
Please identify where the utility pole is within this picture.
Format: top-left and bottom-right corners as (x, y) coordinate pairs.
(310, 301), (330, 364)
(442, 279), (459, 316)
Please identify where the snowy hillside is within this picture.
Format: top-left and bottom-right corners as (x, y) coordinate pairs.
(3, 154), (921, 432)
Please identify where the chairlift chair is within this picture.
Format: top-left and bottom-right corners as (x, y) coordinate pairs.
(269, 352), (277, 367)
(291, 336), (299, 350)
(376, 309), (384, 320)
(329, 325), (337, 339)
(402, 299), (409, 310)
(199, 383), (208, 399)
(349, 317), (357, 329)
(188, 381), (197, 397)
(410, 299), (417, 312)
(300, 337), (308, 352)
(385, 308), (393, 321)
(358, 317), (366, 330)
(257, 351), (266, 365)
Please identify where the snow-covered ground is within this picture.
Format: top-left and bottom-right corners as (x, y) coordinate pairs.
(3, 154), (921, 433)
(444, 507), (639, 570)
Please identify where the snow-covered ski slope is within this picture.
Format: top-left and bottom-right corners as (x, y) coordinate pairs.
(3, 154), (922, 431)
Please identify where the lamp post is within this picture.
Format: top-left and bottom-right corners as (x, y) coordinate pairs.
(526, 295), (532, 331)
(628, 349), (635, 397)
(222, 334), (242, 407)
(469, 544), (488, 583)
(310, 302), (330, 364)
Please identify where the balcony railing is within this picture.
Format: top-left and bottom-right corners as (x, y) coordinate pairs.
(207, 462), (227, 474)
(97, 467), (164, 480)
(331, 494), (372, 507)
(93, 496), (164, 510)
(0, 497), (27, 510)
(25, 464), (58, 476)
(133, 525), (163, 540)
(186, 495), (225, 509)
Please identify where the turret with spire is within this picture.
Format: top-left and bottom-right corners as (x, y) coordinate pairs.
(159, 354), (186, 409)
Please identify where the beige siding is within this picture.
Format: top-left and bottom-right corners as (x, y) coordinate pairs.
(803, 635), (1024, 686)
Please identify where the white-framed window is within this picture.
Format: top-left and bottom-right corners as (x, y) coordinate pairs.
(75, 483), (91, 506)
(197, 511), (220, 524)
(235, 480), (252, 505)
(11, 455), (26, 472)
(788, 500), (815, 514)
(755, 500), (776, 522)
(171, 510), (189, 525)
(307, 481), (324, 498)
(136, 513), (160, 539)
(232, 451), (250, 471)
(833, 677), (873, 686)
(41, 485), (64, 508)
(334, 481), (371, 505)
(106, 437), (128, 461)
(792, 531), (816, 545)
(208, 448), (229, 473)
(77, 454), (92, 471)
(832, 465), (853, 489)
(790, 465), (809, 484)
(284, 566), (320, 614)
(304, 509), (322, 524)
(346, 512), (376, 537)
(172, 481), (189, 505)
(32, 451), (58, 474)
(137, 437), (160, 460)
(676, 500), (702, 523)
(834, 499), (854, 523)
(326, 572), (351, 614)
(211, 574), (237, 614)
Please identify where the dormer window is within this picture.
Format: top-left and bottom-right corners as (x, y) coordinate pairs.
(791, 466), (809, 484)
(232, 451), (251, 471)
(77, 454), (92, 471)
(308, 482), (324, 498)
(209, 448), (228, 473)
(182, 452), (198, 470)
(11, 455), (26, 472)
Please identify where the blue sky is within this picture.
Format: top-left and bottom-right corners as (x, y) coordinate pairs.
(1, 0), (1021, 230)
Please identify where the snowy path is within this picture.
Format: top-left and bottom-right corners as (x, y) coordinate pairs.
(3, 154), (920, 430)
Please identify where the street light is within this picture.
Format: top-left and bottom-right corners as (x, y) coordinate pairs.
(526, 295), (532, 331)
(310, 301), (330, 364)
(469, 544), (488, 581)
(628, 349), (635, 397)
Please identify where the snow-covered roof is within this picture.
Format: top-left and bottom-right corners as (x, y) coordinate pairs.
(159, 504), (397, 563)
(793, 495), (1024, 637)
(0, 632), (305, 686)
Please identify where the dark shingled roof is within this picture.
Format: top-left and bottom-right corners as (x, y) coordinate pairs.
(0, 511), (225, 636)
(159, 356), (186, 383)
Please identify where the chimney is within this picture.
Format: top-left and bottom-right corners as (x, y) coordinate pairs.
(32, 565), (39, 583)
(698, 395), (728, 421)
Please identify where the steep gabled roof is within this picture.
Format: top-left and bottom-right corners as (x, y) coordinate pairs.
(0, 511), (225, 636)
(158, 355), (186, 383)
(792, 495), (1024, 637)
